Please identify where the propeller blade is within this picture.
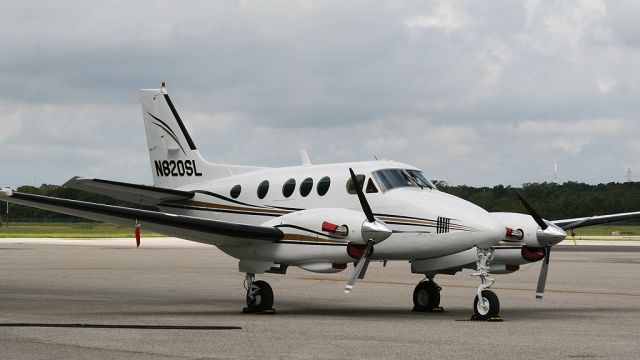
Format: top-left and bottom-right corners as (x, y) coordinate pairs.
(536, 246), (551, 299)
(349, 168), (375, 223)
(344, 241), (374, 293)
(513, 189), (548, 230)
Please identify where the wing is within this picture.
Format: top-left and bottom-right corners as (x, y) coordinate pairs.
(0, 189), (282, 246)
(552, 211), (640, 230)
(63, 176), (194, 206)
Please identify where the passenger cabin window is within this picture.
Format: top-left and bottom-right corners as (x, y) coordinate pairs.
(300, 177), (313, 197)
(372, 168), (436, 191)
(257, 180), (269, 199)
(282, 178), (296, 198)
(230, 184), (241, 199)
(346, 174), (365, 194)
(317, 176), (331, 196)
(366, 178), (378, 193)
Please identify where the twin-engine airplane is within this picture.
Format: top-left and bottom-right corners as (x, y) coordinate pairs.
(3, 84), (640, 320)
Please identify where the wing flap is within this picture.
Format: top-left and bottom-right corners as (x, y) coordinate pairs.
(64, 177), (194, 206)
(0, 190), (282, 246)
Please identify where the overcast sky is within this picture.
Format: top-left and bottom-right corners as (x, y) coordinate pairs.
(1, 0), (639, 188)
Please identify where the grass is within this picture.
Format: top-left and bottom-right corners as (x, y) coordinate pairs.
(0, 222), (164, 238)
(570, 224), (640, 237)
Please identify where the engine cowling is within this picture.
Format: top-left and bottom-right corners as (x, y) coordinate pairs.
(491, 212), (545, 247)
(261, 208), (370, 245)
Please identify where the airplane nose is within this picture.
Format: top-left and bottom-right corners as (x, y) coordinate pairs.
(473, 215), (506, 250)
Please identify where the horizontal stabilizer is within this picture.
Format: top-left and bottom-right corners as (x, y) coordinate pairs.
(0, 191), (283, 247)
(64, 177), (194, 206)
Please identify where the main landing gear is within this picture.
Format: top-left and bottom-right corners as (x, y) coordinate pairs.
(471, 248), (501, 321)
(243, 273), (275, 314)
(412, 278), (442, 312)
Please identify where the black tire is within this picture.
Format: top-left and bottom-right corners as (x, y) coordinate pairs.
(412, 281), (441, 312)
(246, 280), (274, 312)
(473, 290), (500, 320)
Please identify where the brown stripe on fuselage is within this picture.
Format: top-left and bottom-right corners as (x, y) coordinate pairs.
(177, 200), (292, 215)
(168, 199), (474, 231)
(282, 233), (346, 244)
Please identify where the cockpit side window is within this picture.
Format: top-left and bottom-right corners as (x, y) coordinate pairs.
(346, 175), (365, 194)
(406, 169), (436, 189)
(366, 178), (378, 193)
(372, 168), (436, 191)
(373, 169), (413, 191)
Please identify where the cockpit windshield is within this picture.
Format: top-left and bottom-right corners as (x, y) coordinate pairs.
(372, 168), (436, 191)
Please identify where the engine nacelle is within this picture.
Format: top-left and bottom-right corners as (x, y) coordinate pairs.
(261, 208), (368, 244)
(491, 212), (544, 247)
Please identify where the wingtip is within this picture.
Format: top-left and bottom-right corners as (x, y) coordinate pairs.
(344, 285), (353, 294)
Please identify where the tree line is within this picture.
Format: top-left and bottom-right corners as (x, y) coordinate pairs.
(3, 181), (640, 222)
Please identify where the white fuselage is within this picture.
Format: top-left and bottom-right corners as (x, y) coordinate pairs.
(156, 160), (505, 268)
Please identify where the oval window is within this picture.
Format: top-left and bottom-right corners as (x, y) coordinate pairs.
(230, 184), (241, 199)
(300, 177), (313, 197)
(346, 174), (365, 194)
(257, 180), (269, 199)
(317, 176), (331, 196)
(282, 178), (296, 198)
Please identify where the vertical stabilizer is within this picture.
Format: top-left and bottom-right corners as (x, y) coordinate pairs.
(140, 85), (262, 188)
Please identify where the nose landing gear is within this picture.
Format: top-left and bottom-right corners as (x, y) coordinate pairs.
(471, 248), (501, 321)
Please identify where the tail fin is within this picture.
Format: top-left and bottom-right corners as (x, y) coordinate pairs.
(140, 85), (262, 188)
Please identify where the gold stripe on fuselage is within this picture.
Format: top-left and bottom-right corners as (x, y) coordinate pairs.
(168, 199), (474, 231)
(282, 233), (347, 244)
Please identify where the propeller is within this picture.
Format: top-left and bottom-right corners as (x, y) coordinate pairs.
(513, 189), (547, 230)
(513, 189), (566, 299)
(344, 168), (392, 294)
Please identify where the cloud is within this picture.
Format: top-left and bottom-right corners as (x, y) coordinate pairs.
(1, 1), (639, 187)
(405, 2), (471, 32)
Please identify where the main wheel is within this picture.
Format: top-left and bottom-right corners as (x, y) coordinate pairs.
(412, 281), (441, 312)
(473, 290), (500, 320)
(246, 280), (274, 313)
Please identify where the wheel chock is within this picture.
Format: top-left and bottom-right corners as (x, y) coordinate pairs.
(412, 306), (445, 313)
(469, 314), (503, 322)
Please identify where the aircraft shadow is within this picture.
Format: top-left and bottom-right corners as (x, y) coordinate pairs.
(87, 301), (639, 321)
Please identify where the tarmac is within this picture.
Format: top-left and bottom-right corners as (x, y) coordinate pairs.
(1, 237), (639, 359)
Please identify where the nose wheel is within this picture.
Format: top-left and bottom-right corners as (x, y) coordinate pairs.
(412, 279), (443, 312)
(471, 248), (502, 321)
(473, 290), (500, 319)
